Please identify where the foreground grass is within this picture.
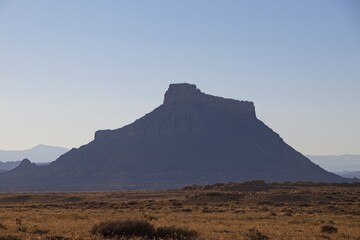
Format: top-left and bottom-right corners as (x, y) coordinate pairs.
(0, 182), (359, 240)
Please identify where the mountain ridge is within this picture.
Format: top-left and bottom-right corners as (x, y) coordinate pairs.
(0, 144), (69, 163)
(307, 155), (360, 172)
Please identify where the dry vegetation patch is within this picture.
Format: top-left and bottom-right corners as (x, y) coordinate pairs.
(90, 219), (155, 238)
(90, 219), (198, 240)
(244, 228), (269, 240)
(0, 182), (359, 240)
(0, 237), (22, 240)
(321, 225), (338, 234)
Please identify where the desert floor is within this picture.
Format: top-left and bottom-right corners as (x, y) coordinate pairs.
(0, 181), (359, 240)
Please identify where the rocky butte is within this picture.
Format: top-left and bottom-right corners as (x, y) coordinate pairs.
(0, 83), (346, 191)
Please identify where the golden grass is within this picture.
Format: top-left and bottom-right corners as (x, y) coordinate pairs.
(0, 183), (359, 239)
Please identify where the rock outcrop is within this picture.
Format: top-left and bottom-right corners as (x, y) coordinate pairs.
(164, 83), (255, 116)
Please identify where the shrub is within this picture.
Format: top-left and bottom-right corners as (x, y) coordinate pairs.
(156, 226), (198, 240)
(0, 222), (7, 229)
(90, 219), (155, 238)
(43, 236), (71, 240)
(0, 237), (22, 240)
(321, 225), (338, 234)
(31, 229), (49, 235)
(90, 219), (199, 239)
(245, 228), (270, 240)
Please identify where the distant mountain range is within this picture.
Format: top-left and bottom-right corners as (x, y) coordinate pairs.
(307, 155), (360, 172)
(0, 145), (68, 171)
(334, 171), (360, 179)
(0, 83), (347, 191)
(306, 154), (360, 179)
(0, 161), (21, 171)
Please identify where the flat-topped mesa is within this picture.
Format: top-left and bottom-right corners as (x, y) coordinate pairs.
(163, 83), (256, 117)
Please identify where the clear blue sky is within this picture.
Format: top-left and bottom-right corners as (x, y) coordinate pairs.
(0, 0), (359, 155)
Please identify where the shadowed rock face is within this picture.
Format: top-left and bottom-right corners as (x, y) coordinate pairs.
(164, 83), (255, 116)
(0, 83), (346, 191)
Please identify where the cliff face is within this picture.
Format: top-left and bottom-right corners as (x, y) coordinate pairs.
(0, 83), (346, 191)
(163, 83), (255, 117)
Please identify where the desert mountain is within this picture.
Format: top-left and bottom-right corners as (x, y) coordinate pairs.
(0, 83), (346, 191)
(307, 155), (360, 172)
(0, 161), (21, 171)
(335, 171), (360, 179)
(0, 144), (69, 164)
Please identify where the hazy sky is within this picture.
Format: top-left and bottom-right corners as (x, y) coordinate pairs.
(0, 1), (359, 155)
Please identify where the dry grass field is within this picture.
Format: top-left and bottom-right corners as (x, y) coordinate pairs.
(0, 181), (359, 240)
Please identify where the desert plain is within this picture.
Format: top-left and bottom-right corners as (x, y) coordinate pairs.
(0, 181), (359, 240)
